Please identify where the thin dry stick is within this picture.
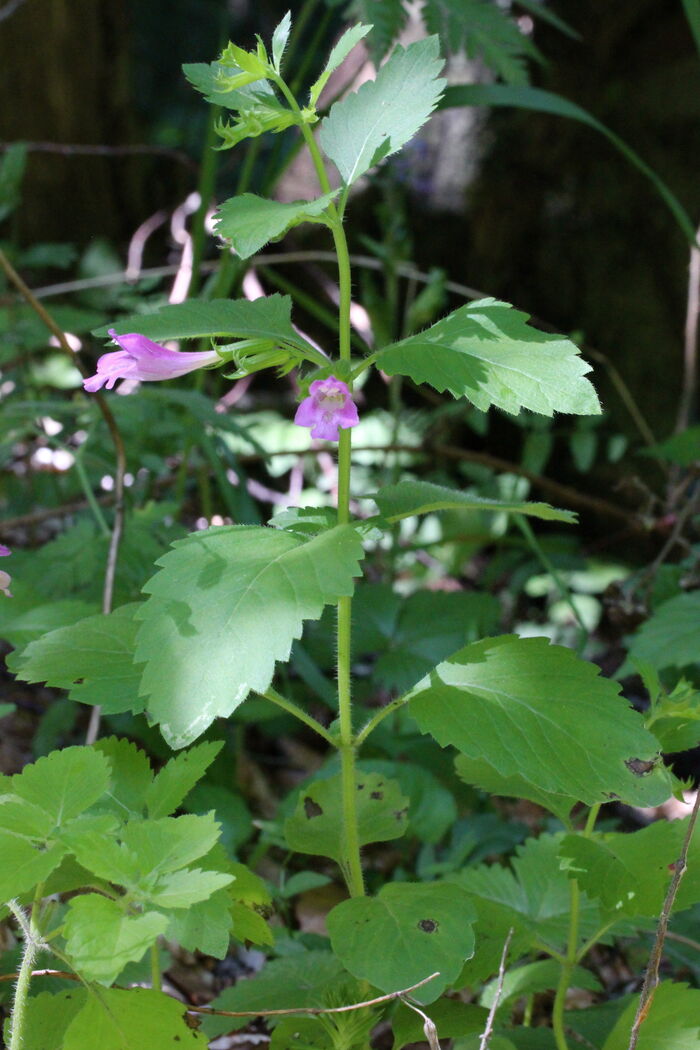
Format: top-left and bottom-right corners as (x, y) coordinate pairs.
(628, 788), (700, 1050)
(479, 927), (514, 1050)
(0, 248), (126, 743)
(677, 222), (700, 434)
(186, 971), (441, 1019)
(398, 996), (441, 1050)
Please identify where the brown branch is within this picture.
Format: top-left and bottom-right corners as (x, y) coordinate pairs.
(628, 789), (700, 1049)
(186, 971), (441, 1019)
(0, 140), (197, 172)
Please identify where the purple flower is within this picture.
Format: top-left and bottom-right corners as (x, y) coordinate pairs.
(0, 545), (10, 557)
(83, 330), (220, 392)
(294, 375), (359, 441)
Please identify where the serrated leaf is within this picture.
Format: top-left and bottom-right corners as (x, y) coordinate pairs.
(214, 192), (336, 259)
(166, 889), (233, 958)
(376, 299), (600, 416)
(147, 866), (233, 908)
(559, 821), (681, 918)
(63, 987), (208, 1049)
(64, 894), (168, 984)
(625, 592), (700, 673)
(284, 771), (408, 863)
(328, 881), (476, 1002)
(202, 952), (349, 1039)
(0, 834), (67, 901)
(319, 36), (445, 186)
(452, 834), (603, 960)
(480, 959), (600, 1010)
(19, 990), (86, 1050)
(9, 605), (143, 713)
(424, 0), (540, 83)
(0, 598), (96, 650)
(93, 737), (154, 818)
(358, 760), (457, 845)
(135, 524), (363, 748)
(94, 294), (315, 356)
(601, 981), (700, 1050)
(370, 479), (576, 523)
(184, 782), (253, 855)
(308, 24), (372, 107)
(408, 635), (672, 807)
(455, 753), (576, 823)
(123, 813), (223, 876)
(271, 11), (292, 71)
(354, 0), (408, 62)
(10, 747), (111, 828)
(183, 60), (278, 110)
(146, 740), (223, 819)
(230, 901), (274, 946)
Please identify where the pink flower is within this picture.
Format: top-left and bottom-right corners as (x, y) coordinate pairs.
(294, 375), (359, 441)
(0, 545), (10, 557)
(83, 330), (220, 392)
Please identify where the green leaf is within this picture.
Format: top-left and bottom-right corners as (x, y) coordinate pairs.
(284, 771), (408, 862)
(308, 24), (372, 108)
(0, 834), (67, 901)
(370, 479), (576, 524)
(230, 900), (274, 945)
(376, 299), (600, 417)
(145, 740), (224, 819)
(353, 0), (408, 62)
(0, 142), (27, 223)
(270, 1017), (334, 1050)
(214, 192), (336, 259)
(601, 982), (700, 1050)
(0, 598), (96, 650)
(9, 605), (143, 714)
(166, 889), (233, 958)
(558, 821), (681, 918)
(122, 813), (224, 876)
(424, 0), (540, 83)
(135, 524), (363, 748)
(94, 294), (315, 356)
(93, 737), (153, 818)
(202, 952), (349, 1038)
(455, 753), (576, 824)
(646, 679), (700, 754)
(184, 782), (253, 855)
(625, 593), (700, 673)
(408, 635), (673, 807)
(452, 833), (603, 962)
(319, 36), (445, 186)
(438, 84), (697, 246)
(644, 426), (700, 467)
(147, 867), (233, 908)
(327, 881), (476, 1002)
(358, 760), (457, 845)
(64, 894), (168, 984)
(19, 990), (85, 1050)
(271, 11), (292, 71)
(480, 959), (600, 1011)
(9, 746), (111, 828)
(183, 60), (278, 111)
(63, 987), (208, 1049)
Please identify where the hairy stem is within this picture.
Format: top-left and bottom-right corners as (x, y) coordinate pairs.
(7, 894), (44, 1050)
(259, 687), (335, 745)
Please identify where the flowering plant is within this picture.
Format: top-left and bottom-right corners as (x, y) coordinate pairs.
(3, 13), (698, 1050)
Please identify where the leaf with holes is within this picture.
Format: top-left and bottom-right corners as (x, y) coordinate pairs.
(135, 524), (364, 748)
(376, 298), (600, 416)
(327, 881), (476, 1002)
(408, 635), (672, 807)
(284, 771), (408, 863)
(319, 36), (445, 186)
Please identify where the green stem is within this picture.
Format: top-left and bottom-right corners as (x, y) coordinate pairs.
(73, 445), (110, 536)
(516, 517), (588, 655)
(150, 942), (162, 993)
(7, 891), (44, 1050)
(259, 687), (336, 746)
(551, 804), (600, 1049)
(188, 103), (222, 299)
(355, 694), (412, 748)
